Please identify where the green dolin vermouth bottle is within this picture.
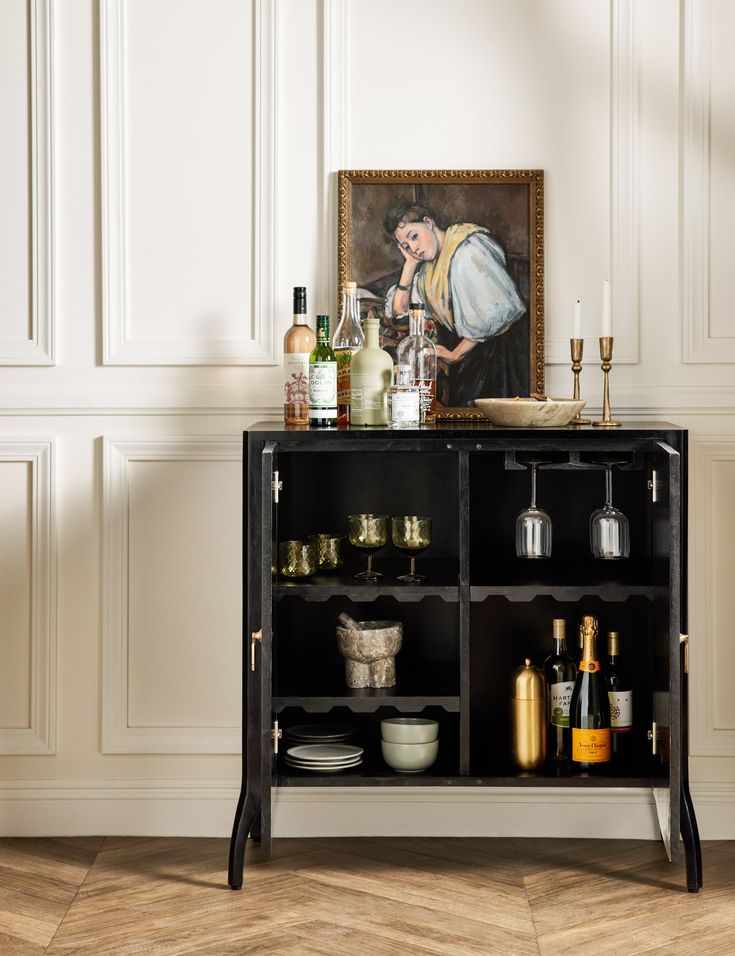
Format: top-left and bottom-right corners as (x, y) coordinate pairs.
(308, 315), (338, 427)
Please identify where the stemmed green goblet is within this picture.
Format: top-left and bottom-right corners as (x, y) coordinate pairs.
(392, 516), (432, 583)
(347, 514), (389, 581)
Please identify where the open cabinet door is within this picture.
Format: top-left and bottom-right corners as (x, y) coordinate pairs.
(228, 438), (278, 887)
(650, 441), (682, 863)
(257, 440), (278, 859)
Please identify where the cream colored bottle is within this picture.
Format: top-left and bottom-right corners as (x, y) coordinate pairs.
(350, 316), (393, 426)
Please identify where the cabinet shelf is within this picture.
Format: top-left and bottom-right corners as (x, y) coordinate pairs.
(470, 584), (666, 603)
(276, 558), (459, 602)
(275, 773), (656, 788)
(274, 691), (460, 714)
(275, 664), (460, 714)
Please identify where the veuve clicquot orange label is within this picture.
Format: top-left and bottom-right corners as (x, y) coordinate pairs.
(572, 727), (611, 762)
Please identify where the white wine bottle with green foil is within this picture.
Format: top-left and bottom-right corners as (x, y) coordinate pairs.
(308, 315), (338, 427)
(543, 618), (577, 762)
(350, 316), (393, 426)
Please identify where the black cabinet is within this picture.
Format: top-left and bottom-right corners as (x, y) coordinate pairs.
(229, 423), (701, 892)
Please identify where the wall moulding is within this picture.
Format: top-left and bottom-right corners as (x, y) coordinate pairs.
(691, 436), (735, 756)
(680, 0), (735, 363)
(0, 0), (56, 366)
(102, 437), (242, 753)
(0, 440), (56, 754)
(100, 0), (277, 366)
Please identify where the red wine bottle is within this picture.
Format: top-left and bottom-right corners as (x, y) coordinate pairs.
(605, 631), (633, 766)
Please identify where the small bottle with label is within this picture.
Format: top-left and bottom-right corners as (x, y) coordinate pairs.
(605, 631), (633, 766)
(395, 302), (437, 423)
(388, 367), (420, 428)
(283, 286), (315, 426)
(308, 315), (338, 427)
(543, 618), (577, 762)
(350, 315), (393, 426)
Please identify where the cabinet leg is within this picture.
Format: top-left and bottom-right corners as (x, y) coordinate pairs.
(227, 788), (260, 890)
(680, 780), (703, 893)
(251, 807), (262, 845)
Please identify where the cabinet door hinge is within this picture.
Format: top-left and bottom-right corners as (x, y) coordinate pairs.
(680, 633), (689, 674)
(250, 629), (262, 672)
(648, 469), (658, 502)
(272, 470), (282, 503)
(271, 719), (282, 754)
(648, 720), (658, 755)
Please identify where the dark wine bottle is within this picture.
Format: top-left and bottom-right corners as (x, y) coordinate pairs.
(570, 614), (611, 771)
(543, 618), (577, 762)
(605, 631), (633, 766)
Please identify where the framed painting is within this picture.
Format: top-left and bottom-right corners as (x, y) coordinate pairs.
(337, 169), (544, 420)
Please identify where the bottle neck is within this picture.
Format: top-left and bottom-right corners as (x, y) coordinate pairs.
(293, 313), (308, 326)
(365, 322), (379, 349)
(553, 636), (568, 656)
(343, 290), (359, 322)
(582, 631), (598, 664)
(409, 312), (424, 336)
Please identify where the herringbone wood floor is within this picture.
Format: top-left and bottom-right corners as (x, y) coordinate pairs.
(0, 836), (732, 955)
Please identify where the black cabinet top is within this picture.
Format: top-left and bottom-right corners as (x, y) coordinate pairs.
(247, 421), (685, 442)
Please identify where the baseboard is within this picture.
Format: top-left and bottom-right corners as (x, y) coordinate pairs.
(0, 780), (732, 839)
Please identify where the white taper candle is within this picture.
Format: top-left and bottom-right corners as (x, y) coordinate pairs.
(601, 279), (611, 337)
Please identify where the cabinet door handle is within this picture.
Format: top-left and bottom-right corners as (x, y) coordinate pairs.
(250, 629), (262, 671)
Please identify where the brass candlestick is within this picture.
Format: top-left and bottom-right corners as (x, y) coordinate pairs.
(570, 338), (593, 424)
(593, 336), (621, 427)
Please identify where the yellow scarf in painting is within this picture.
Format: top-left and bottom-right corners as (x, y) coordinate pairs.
(416, 223), (490, 331)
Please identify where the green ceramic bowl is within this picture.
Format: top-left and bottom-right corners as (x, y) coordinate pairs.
(381, 739), (438, 773)
(380, 718), (439, 744)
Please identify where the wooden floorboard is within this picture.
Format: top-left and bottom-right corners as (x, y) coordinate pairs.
(0, 836), (730, 955)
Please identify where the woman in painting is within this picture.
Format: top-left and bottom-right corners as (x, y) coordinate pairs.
(384, 203), (528, 406)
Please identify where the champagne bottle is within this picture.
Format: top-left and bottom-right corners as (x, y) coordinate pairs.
(543, 618), (577, 762)
(570, 615), (611, 770)
(332, 281), (364, 427)
(605, 631), (633, 765)
(308, 315), (338, 427)
(350, 315), (393, 426)
(283, 287), (315, 426)
(395, 303), (437, 423)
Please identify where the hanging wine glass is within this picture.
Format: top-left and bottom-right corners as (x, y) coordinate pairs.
(515, 462), (552, 559)
(347, 514), (389, 580)
(590, 465), (630, 559)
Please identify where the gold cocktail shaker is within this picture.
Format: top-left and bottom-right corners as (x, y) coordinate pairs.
(510, 658), (547, 770)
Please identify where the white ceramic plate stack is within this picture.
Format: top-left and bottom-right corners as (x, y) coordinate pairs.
(285, 743), (364, 773)
(285, 724), (357, 745)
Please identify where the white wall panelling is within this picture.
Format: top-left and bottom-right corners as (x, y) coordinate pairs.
(681, 0), (735, 363)
(691, 437), (735, 755)
(542, 0), (640, 365)
(102, 437), (242, 753)
(100, 0), (277, 365)
(0, 0), (55, 365)
(0, 440), (56, 754)
(319, 0), (348, 315)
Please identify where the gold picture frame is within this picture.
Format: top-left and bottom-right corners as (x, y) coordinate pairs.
(337, 169), (544, 421)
